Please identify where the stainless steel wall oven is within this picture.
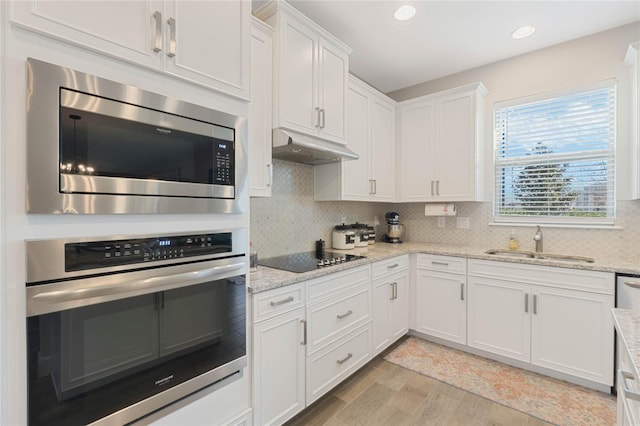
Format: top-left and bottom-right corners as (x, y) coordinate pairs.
(26, 229), (247, 425)
(26, 58), (247, 214)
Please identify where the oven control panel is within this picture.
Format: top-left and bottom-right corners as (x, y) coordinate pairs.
(64, 232), (232, 272)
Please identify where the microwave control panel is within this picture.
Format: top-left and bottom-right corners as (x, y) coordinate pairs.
(213, 140), (234, 186)
(64, 232), (233, 272)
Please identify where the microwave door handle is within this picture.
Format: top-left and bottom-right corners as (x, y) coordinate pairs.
(31, 262), (245, 304)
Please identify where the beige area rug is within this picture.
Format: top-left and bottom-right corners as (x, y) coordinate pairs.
(384, 337), (616, 426)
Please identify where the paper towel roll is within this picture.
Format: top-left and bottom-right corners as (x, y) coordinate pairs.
(424, 203), (457, 216)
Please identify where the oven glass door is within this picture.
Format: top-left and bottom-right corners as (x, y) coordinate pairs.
(27, 277), (246, 426)
(59, 89), (235, 199)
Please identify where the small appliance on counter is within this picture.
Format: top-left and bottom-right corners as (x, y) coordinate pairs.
(382, 211), (405, 243)
(350, 223), (369, 247)
(366, 225), (376, 244)
(332, 224), (356, 249)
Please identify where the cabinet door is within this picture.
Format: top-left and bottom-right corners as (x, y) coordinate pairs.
(531, 287), (614, 385)
(400, 100), (435, 201)
(434, 91), (476, 200)
(415, 270), (466, 344)
(467, 276), (530, 362)
(342, 84), (372, 200)
(164, 0), (250, 98)
(10, 0), (163, 69)
(249, 19), (273, 197)
(372, 277), (393, 355)
(372, 271), (408, 355)
(253, 308), (306, 426)
(276, 16), (317, 135)
(370, 98), (396, 201)
(318, 39), (348, 144)
(389, 272), (409, 341)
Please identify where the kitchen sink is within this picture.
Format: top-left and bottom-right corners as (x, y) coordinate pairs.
(484, 249), (595, 263)
(484, 249), (535, 258)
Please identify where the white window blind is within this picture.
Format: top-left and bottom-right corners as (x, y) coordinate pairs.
(494, 81), (616, 225)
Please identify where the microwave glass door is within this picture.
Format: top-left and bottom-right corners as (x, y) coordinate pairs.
(59, 89), (235, 199)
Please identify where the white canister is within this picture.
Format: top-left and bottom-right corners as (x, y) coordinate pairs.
(332, 228), (356, 250)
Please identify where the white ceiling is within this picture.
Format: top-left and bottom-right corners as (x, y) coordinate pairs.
(257, 1), (640, 94)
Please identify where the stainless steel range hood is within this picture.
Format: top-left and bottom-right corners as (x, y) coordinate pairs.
(272, 128), (359, 165)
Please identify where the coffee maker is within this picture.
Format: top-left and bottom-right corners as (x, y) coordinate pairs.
(382, 212), (405, 243)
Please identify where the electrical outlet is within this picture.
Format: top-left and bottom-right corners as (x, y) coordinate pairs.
(340, 216), (347, 224)
(437, 217), (446, 228)
(373, 216), (379, 226)
(456, 217), (470, 229)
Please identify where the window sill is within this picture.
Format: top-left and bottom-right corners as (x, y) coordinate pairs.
(489, 222), (623, 230)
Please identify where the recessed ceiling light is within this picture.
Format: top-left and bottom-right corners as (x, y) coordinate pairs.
(394, 5), (416, 21)
(512, 25), (536, 39)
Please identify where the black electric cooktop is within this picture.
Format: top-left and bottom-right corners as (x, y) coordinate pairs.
(258, 251), (366, 273)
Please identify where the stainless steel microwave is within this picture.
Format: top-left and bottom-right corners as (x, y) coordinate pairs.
(26, 58), (247, 214)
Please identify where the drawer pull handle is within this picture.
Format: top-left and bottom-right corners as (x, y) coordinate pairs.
(337, 352), (353, 365)
(337, 310), (353, 319)
(533, 294), (538, 314)
(390, 282), (398, 300)
(525, 293), (529, 313)
(460, 283), (464, 301)
(619, 370), (640, 401)
(152, 11), (163, 53)
(387, 263), (399, 269)
(432, 261), (449, 267)
(624, 280), (640, 289)
(300, 320), (307, 346)
(270, 296), (294, 307)
(167, 17), (176, 58)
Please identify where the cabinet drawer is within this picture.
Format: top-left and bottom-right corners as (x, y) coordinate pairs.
(307, 265), (371, 302)
(252, 283), (305, 323)
(372, 255), (409, 279)
(417, 254), (467, 274)
(307, 285), (371, 354)
(306, 323), (372, 404)
(468, 259), (614, 294)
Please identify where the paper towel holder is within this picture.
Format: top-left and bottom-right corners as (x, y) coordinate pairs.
(424, 203), (457, 216)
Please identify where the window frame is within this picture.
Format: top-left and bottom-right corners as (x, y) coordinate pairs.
(492, 80), (617, 226)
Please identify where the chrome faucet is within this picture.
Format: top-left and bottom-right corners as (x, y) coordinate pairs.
(533, 225), (543, 253)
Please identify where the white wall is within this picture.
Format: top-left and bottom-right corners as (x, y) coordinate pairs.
(0, 4), (251, 425)
(388, 22), (640, 201)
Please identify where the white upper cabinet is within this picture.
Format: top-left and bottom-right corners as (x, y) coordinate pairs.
(314, 75), (396, 201)
(625, 42), (640, 199)
(249, 17), (274, 197)
(10, 0), (251, 99)
(255, 0), (351, 145)
(162, 1), (250, 97)
(398, 82), (487, 202)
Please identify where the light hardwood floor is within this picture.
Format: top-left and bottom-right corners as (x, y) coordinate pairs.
(285, 341), (552, 426)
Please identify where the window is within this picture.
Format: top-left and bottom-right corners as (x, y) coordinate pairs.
(494, 81), (616, 225)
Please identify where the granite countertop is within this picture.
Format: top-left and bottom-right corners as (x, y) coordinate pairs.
(249, 241), (640, 294)
(613, 308), (640, 380)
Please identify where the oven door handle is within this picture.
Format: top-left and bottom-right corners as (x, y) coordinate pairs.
(31, 262), (245, 304)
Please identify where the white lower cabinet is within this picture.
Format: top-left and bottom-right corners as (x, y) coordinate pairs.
(253, 307), (306, 426)
(306, 323), (372, 404)
(467, 276), (531, 362)
(467, 259), (614, 386)
(372, 255), (409, 355)
(414, 254), (467, 345)
(252, 259), (415, 424)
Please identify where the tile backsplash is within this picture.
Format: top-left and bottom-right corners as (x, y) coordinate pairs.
(251, 160), (640, 261)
